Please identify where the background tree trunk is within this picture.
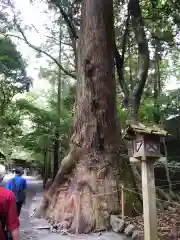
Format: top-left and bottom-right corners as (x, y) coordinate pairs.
(37, 0), (140, 233)
(53, 16), (62, 179)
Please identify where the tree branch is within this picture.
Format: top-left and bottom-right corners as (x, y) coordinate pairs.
(115, 13), (130, 100)
(50, 0), (78, 56)
(59, 4), (78, 40)
(59, 5), (77, 58)
(129, 0), (149, 102)
(5, 33), (72, 48)
(13, 17), (76, 79)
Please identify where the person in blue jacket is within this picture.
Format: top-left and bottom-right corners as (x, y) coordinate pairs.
(7, 168), (27, 216)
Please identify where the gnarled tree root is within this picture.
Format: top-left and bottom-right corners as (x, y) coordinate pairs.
(131, 165), (178, 211)
(35, 148), (78, 218)
(43, 168), (121, 233)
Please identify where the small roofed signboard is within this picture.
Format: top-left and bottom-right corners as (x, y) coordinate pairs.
(122, 120), (168, 161)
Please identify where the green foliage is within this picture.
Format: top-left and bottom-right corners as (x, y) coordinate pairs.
(0, 37), (25, 75)
(0, 11), (31, 161)
(0, 36), (30, 119)
(1, 0), (180, 173)
(15, 88), (74, 167)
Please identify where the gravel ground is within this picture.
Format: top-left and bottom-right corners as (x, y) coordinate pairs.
(3, 175), (129, 240)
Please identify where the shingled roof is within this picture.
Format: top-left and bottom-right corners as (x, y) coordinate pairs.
(122, 120), (168, 140)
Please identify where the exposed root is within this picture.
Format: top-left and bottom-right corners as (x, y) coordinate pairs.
(50, 148), (80, 190)
(36, 147), (83, 217)
(37, 153), (180, 232)
(175, 193), (180, 202)
(38, 146), (180, 233)
(40, 155), (122, 233)
(34, 195), (49, 218)
(156, 199), (164, 211)
(156, 187), (171, 202)
(35, 149), (76, 218)
(130, 164), (179, 211)
(169, 191), (179, 201)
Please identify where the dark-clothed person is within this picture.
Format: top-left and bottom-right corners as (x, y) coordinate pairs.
(0, 168), (19, 240)
(7, 168), (27, 216)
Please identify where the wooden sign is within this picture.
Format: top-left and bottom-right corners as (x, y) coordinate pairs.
(129, 134), (161, 160)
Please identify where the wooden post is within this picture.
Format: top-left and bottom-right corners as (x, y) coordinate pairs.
(141, 159), (158, 240)
(121, 184), (124, 220)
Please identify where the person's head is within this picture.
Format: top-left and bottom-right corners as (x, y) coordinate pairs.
(15, 167), (24, 176)
(0, 164), (5, 182)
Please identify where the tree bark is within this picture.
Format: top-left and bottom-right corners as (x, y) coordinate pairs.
(36, 0), (140, 232)
(53, 136), (59, 179)
(115, 0), (149, 120)
(43, 144), (47, 187)
(153, 40), (161, 124)
(53, 16), (62, 180)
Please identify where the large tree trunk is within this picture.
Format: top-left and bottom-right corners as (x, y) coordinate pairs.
(37, 0), (139, 233)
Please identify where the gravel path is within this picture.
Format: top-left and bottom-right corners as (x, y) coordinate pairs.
(41, 232), (129, 240)
(19, 185), (45, 240)
(3, 175), (129, 240)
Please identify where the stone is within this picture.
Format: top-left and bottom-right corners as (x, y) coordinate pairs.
(132, 229), (144, 240)
(110, 215), (125, 233)
(59, 220), (70, 229)
(60, 229), (68, 235)
(124, 224), (136, 236)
